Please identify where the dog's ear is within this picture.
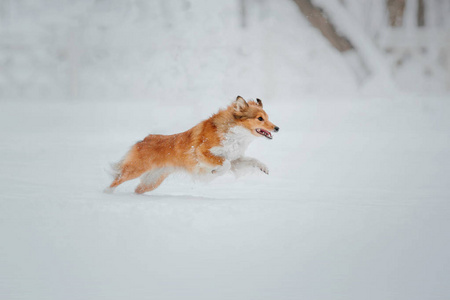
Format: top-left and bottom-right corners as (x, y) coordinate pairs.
(234, 96), (249, 112)
(256, 98), (263, 108)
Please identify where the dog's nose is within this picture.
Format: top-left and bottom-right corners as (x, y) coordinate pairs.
(274, 126), (279, 132)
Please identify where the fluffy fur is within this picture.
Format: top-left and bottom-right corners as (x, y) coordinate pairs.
(106, 96), (279, 194)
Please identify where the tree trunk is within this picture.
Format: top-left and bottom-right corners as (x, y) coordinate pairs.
(387, 0), (405, 27)
(291, 0), (353, 52)
(417, 0), (425, 27)
(240, 0), (247, 28)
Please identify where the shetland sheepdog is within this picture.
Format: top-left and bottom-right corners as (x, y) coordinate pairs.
(105, 96), (279, 194)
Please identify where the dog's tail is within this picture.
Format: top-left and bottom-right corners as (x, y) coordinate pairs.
(110, 160), (123, 179)
(106, 158), (124, 180)
(103, 158), (125, 194)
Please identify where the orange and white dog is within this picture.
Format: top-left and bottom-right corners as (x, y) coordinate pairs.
(105, 96), (279, 194)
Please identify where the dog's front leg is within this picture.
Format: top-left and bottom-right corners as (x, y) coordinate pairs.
(197, 149), (231, 176)
(231, 157), (269, 175)
(211, 159), (231, 175)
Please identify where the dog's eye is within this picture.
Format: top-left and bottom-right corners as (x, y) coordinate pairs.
(258, 117), (264, 121)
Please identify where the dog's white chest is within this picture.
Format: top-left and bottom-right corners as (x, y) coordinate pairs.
(210, 126), (255, 161)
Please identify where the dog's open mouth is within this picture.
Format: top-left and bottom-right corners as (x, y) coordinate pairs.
(256, 128), (272, 139)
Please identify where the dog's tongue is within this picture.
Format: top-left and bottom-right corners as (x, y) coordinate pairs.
(263, 129), (272, 138)
(257, 128), (272, 139)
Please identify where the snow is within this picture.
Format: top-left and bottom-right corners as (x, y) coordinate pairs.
(1, 96), (450, 300)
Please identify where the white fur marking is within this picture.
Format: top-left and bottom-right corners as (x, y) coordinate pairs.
(140, 168), (170, 185)
(210, 126), (256, 161)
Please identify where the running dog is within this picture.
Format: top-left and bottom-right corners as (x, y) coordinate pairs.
(106, 96), (279, 194)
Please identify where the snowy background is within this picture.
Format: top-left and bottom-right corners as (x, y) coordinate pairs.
(1, 0), (450, 299)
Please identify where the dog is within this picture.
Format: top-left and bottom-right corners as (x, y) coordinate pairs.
(105, 96), (279, 194)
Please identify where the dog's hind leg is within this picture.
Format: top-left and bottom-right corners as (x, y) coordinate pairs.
(135, 169), (170, 194)
(105, 163), (148, 193)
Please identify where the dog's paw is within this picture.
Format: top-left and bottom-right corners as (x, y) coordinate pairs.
(257, 163), (269, 175)
(103, 187), (115, 194)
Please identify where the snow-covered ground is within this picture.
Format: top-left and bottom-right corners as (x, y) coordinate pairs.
(1, 96), (450, 300)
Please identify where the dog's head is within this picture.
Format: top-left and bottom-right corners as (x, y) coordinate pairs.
(232, 96), (279, 139)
